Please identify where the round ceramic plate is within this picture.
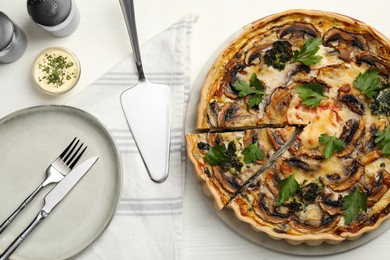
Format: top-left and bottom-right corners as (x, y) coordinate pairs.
(0, 105), (121, 260)
(184, 23), (390, 255)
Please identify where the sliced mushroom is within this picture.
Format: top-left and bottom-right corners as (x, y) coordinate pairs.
(360, 169), (390, 207)
(243, 129), (257, 147)
(283, 156), (321, 172)
(278, 22), (319, 45)
(221, 61), (246, 99)
(206, 132), (220, 146)
(264, 169), (281, 197)
(267, 129), (286, 150)
(217, 103), (239, 127)
(253, 194), (292, 224)
(335, 119), (364, 158)
(264, 87), (292, 124)
(290, 204), (340, 233)
(356, 52), (390, 77)
(339, 94), (365, 115)
(323, 28), (366, 61)
(367, 186), (388, 207)
(360, 150), (382, 165)
(318, 195), (343, 216)
(327, 159), (364, 192)
(244, 43), (271, 65)
(217, 102), (255, 127)
(207, 100), (219, 128)
(212, 166), (240, 194)
(285, 157), (311, 171)
(361, 123), (382, 151)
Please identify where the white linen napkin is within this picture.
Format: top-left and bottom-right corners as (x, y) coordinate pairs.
(67, 15), (195, 260)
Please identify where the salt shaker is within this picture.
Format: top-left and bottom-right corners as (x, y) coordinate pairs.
(27, 0), (80, 37)
(0, 12), (27, 64)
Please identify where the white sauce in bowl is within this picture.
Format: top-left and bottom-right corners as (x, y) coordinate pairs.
(32, 47), (81, 95)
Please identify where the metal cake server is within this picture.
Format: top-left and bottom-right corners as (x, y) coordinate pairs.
(0, 156), (99, 260)
(119, 0), (171, 183)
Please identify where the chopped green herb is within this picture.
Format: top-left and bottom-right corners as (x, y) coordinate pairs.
(319, 133), (347, 159)
(375, 127), (390, 156)
(38, 53), (75, 88)
(296, 83), (327, 108)
(232, 73), (265, 108)
(353, 69), (382, 99)
(371, 88), (390, 116)
(299, 182), (322, 204)
(204, 145), (232, 166)
(242, 141), (265, 164)
(264, 40), (293, 70)
(292, 37), (323, 66)
(275, 171), (300, 207)
(342, 187), (367, 225)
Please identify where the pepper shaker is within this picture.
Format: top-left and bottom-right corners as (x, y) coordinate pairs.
(27, 0), (80, 37)
(0, 12), (27, 64)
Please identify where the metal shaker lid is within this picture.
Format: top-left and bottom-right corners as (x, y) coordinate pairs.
(27, 0), (72, 26)
(0, 12), (14, 51)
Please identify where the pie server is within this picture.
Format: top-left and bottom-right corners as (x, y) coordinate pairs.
(119, 0), (170, 183)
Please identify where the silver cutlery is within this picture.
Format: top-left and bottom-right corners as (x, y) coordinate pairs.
(119, 0), (171, 183)
(0, 137), (86, 235)
(0, 156), (99, 260)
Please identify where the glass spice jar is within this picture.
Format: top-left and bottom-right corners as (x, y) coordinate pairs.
(0, 12), (27, 64)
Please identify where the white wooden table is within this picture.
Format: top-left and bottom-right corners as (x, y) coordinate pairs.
(1, 0), (390, 259)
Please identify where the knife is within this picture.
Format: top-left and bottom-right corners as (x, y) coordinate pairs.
(0, 156), (99, 260)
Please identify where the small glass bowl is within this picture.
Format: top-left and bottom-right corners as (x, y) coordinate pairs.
(32, 47), (81, 95)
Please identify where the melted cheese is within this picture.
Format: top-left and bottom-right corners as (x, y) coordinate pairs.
(256, 64), (295, 92)
(287, 96), (345, 150)
(297, 204), (323, 225)
(311, 45), (343, 69)
(365, 158), (390, 176)
(238, 63), (295, 93)
(293, 156), (345, 184)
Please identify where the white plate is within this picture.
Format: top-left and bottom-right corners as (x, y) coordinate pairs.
(184, 25), (390, 255)
(0, 105), (121, 260)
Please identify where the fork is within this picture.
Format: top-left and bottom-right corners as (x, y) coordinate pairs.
(0, 137), (87, 235)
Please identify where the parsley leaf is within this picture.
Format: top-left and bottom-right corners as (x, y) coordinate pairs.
(342, 187), (368, 225)
(375, 127), (390, 156)
(242, 142), (265, 164)
(318, 133), (347, 159)
(292, 37), (323, 66)
(296, 83), (327, 108)
(204, 145), (232, 166)
(275, 172), (300, 207)
(353, 69), (382, 98)
(233, 73), (265, 108)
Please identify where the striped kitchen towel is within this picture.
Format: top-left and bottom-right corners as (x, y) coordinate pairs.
(67, 15), (194, 260)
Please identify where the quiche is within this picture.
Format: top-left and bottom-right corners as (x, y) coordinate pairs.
(186, 127), (297, 209)
(186, 9), (390, 245)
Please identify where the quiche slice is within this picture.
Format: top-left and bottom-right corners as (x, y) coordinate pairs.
(228, 147), (390, 245)
(185, 127), (296, 209)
